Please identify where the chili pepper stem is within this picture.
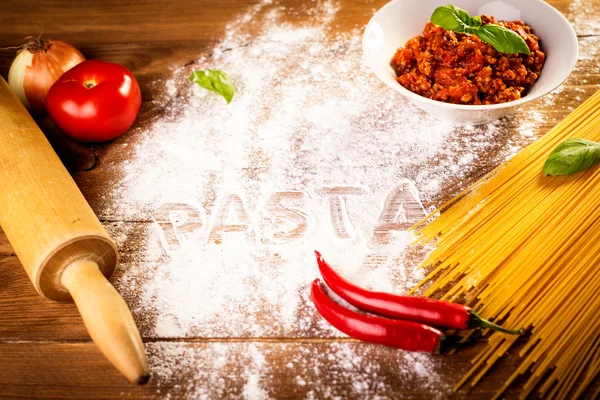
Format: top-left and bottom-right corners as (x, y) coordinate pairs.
(435, 332), (445, 354)
(470, 311), (523, 335)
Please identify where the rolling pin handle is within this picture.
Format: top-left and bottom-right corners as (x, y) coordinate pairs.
(61, 259), (150, 385)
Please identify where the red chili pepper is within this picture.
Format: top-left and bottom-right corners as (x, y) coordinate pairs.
(314, 251), (521, 335)
(311, 279), (444, 353)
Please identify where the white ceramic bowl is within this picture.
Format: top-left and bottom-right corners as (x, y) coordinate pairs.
(362, 0), (578, 125)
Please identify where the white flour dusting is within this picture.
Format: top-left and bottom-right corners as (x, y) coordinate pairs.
(102, 0), (600, 398)
(146, 342), (447, 400)
(567, 0), (600, 35)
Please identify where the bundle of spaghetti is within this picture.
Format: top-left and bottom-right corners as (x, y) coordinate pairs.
(409, 90), (600, 399)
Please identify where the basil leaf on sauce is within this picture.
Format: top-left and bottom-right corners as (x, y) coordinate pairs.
(470, 15), (482, 29)
(430, 5), (531, 55)
(476, 24), (531, 55)
(431, 5), (471, 33)
(543, 138), (600, 176)
(190, 70), (235, 104)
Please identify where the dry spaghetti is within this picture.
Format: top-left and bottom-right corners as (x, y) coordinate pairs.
(411, 89), (600, 399)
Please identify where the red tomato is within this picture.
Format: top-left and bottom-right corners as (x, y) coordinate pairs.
(47, 60), (141, 142)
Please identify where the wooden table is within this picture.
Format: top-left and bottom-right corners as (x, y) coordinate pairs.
(0, 0), (599, 398)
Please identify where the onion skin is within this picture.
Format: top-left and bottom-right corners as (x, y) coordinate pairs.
(8, 39), (85, 114)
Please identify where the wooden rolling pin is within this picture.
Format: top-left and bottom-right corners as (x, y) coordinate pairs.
(0, 77), (149, 384)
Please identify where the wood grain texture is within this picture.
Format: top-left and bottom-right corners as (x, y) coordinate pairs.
(0, 0), (599, 399)
(0, 341), (543, 400)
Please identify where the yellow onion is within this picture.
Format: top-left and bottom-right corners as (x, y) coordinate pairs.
(8, 38), (85, 114)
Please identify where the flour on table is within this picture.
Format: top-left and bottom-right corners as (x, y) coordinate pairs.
(147, 342), (448, 400)
(101, 0), (598, 398)
(567, 0), (600, 35)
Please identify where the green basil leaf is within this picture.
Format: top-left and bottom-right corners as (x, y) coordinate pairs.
(470, 15), (482, 28)
(475, 24), (531, 55)
(543, 138), (600, 176)
(431, 5), (472, 33)
(190, 70), (235, 104)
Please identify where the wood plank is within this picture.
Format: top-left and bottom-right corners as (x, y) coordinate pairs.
(0, 342), (154, 400)
(0, 0), (597, 46)
(0, 341), (564, 400)
(1, 341), (597, 399)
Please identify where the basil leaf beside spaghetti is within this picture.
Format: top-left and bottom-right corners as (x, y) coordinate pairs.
(543, 138), (600, 176)
(430, 5), (530, 55)
(190, 70), (235, 104)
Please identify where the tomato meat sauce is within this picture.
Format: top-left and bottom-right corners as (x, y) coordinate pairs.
(391, 16), (545, 105)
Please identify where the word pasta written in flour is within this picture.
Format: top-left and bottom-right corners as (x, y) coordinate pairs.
(153, 181), (427, 252)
